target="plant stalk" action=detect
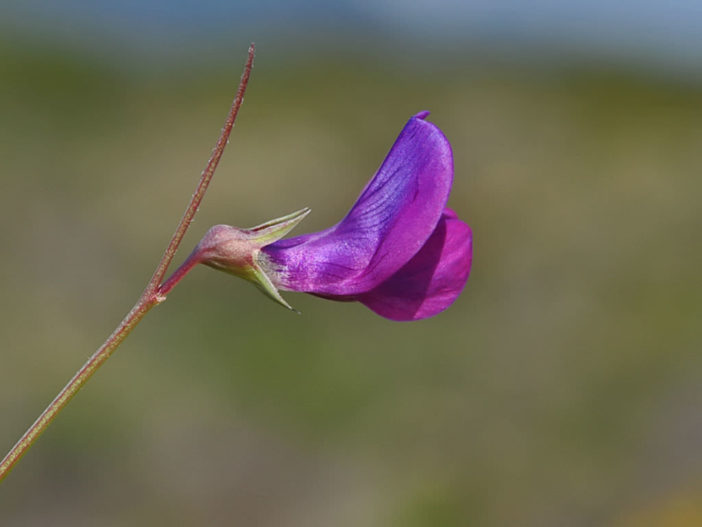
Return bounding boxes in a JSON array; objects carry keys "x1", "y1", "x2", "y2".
[{"x1": 0, "y1": 43, "x2": 255, "y2": 484}]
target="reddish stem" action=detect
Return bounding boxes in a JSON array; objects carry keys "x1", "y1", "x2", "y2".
[
  {"x1": 0, "y1": 44, "x2": 255, "y2": 484},
  {"x1": 157, "y1": 249, "x2": 202, "y2": 298},
  {"x1": 148, "y1": 43, "x2": 255, "y2": 297}
]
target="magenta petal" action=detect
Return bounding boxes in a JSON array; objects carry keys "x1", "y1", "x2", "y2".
[
  {"x1": 263, "y1": 112, "x2": 453, "y2": 296},
  {"x1": 355, "y1": 209, "x2": 472, "y2": 321}
]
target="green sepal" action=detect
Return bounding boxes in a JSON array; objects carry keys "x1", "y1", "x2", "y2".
[
  {"x1": 249, "y1": 263, "x2": 298, "y2": 312},
  {"x1": 196, "y1": 207, "x2": 311, "y2": 313},
  {"x1": 244, "y1": 207, "x2": 311, "y2": 245}
]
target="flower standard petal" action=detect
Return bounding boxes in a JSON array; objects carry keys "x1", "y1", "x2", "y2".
[{"x1": 262, "y1": 112, "x2": 453, "y2": 296}]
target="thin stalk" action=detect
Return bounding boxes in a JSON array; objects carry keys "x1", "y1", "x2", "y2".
[
  {"x1": 0, "y1": 43, "x2": 255, "y2": 484},
  {"x1": 157, "y1": 249, "x2": 201, "y2": 298},
  {"x1": 149, "y1": 43, "x2": 255, "y2": 298}
]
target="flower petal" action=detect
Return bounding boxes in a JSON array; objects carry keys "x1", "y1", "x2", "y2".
[
  {"x1": 355, "y1": 208, "x2": 472, "y2": 321},
  {"x1": 262, "y1": 112, "x2": 453, "y2": 295}
]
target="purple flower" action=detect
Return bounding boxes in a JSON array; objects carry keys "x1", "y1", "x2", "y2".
[{"x1": 194, "y1": 112, "x2": 472, "y2": 321}]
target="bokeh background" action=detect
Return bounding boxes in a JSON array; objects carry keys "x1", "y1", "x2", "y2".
[{"x1": 1, "y1": 2, "x2": 701, "y2": 525}]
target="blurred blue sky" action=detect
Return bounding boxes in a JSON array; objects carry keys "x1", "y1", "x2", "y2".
[{"x1": 2, "y1": 1, "x2": 702, "y2": 76}]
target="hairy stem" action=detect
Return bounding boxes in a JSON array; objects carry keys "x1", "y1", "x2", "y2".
[
  {"x1": 0, "y1": 300, "x2": 157, "y2": 483},
  {"x1": 0, "y1": 43, "x2": 255, "y2": 484},
  {"x1": 157, "y1": 248, "x2": 202, "y2": 298},
  {"x1": 149, "y1": 43, "x2": 255, "y2": 297}
]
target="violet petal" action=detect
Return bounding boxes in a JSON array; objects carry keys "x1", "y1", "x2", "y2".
[
  {"x1": 262, "y1": 112, "x2": 453, "y2": 296},
  {"x1": 355, "y1": 208, "x2": 472, "y2": 321}
]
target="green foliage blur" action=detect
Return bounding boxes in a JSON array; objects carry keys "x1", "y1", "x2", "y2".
[{"x1": 1, "y1": 35, "x2": 701, "y2": 526}]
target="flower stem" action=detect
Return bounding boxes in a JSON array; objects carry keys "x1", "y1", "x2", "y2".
[
  {"x1": 0, "y1": 299, "x2": 157, "y2": 483},
  {"x1": 157, "y1": 249, "x2": 202, "y2": 298},
  {"x1": 0, "y1": 43, "x2": 255, "y2": 484}
]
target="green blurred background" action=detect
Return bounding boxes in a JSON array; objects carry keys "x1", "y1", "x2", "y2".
[{"x1": 1, "y1": 2, "x2": 701, "y2": 525}]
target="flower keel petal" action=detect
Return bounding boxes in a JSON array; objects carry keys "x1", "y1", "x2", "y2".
[{"x1": 355, "y1": 208, "x2": 472, "y2": 321}]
